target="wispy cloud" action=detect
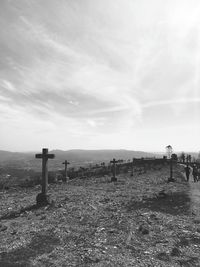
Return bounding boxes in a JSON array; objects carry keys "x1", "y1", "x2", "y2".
[
  {"x1": 0, "y1": 0, "x2": 200, "y2": 151},
  {"x1": 142, "y1": 98, "x2": 200, "y2": 108}
]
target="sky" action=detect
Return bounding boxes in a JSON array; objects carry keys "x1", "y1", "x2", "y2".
[{"x1": 0, "y1": 0, "x2": 200, "y2": 152}]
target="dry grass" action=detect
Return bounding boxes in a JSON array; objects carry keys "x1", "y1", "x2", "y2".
[{"x1": 0, "y1": 165, "x2": 200, "y2": 266}]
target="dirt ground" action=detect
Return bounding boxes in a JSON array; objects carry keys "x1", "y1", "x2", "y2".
[
  {"x1": 189, "y1": 175, "x2": 200, "y2": 217},
  {"x1": 0, "y1": 165, "x2": 200, "y2": 267}
]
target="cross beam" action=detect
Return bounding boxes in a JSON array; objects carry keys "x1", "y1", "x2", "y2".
[
  {"x1": 62, "y1": 160, "x2": 70, "y2": 182},
  {"x1": 110, "y1": 158, "x2": 118, "y2": 164},
  {"x1": 35, "y1": 148, "x2": 55, "y2": 205}
]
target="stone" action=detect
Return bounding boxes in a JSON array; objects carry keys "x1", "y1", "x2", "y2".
[
  {"x1": 194, "y1": 218, "x2": 200, "y2": 224},
  {"x1": 40, "y1": 215, "x2": 47, "y2": 220},
  {"x1": 150, "y1": 213, "x2": 159, "y2": 220},
  {"x1": 111, "y1": 177, "x2": 117, "y2": 182},
  {"x1": 178, "y1": 237, "x2": 189, "y2": 247},
  {"x1": 138, "y1": 224, "x2": 149, "y2": 235},
  {"x1": 157, "y1": 190, "x2": 168, "y2": 199},
  {"x1": 157, "y1": 252, "x2": 170, "y2": 262},
  {"x1": 171, "y1": 247, "x2": 181, "y2": 256},
  {"x1": 0, "y1": 224, "x2": 7, "y2": 232},
  {"x1": 36, "y1": 193, "x2": 51, "y2": 206},
  {"x1": 167, "y1": 178, "x2": 175, "y2": 183},
  {"x1": 11, "y1": 230, "x2": 17, "y2": 235}
]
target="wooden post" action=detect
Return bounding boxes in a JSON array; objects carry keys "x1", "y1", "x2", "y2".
[
  {"x1": 167, "y1": 157, "x2": 174, "y2": 182},
  {"x1": 62, "y1": 160, "x2": 70, "y2": 182},
  {"x1": 35, "y1": 148, "x2": 55, "y2": 205},
  {"x1": 166, "y1": 145, "x2": 174, "y2": 182},
  {"x1": 131, "y1": 158, "x2": 134, "y2": 176},
  {"x1": 170, "y1": 157, "x2": 173, "y2": 179},
  {"x1": 110, "y1": 158, "x2": 118, "y2": 182}
]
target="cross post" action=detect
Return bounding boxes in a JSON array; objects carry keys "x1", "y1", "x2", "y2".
[
  {"x1": 131, "y1": 158, "x2": 134, "y2": 177},
  {"x1": 62, "y1": 160, "x2": 70, "y2": 182},
  {"x1": 110, "y1": 158, "x2": 118, "y2": 182},
  {"x1": 169, "y1": 157, "x2": 173, "y2": 181},
  {"x1": 35, "y1": 148, "x2": 55, "y2": 205}
]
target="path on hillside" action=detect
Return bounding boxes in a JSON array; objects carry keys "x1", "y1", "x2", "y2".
[
  {"x1": 180, "y1": 164, "x2": 200, "y2": 216},
  {"x1": 189, "y1": 176, "x2": 200, "y2": 216}
]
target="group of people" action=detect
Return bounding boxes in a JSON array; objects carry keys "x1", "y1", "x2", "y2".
[{"x1": 185, "y1": 164, "x2": 200, "y2": 182}]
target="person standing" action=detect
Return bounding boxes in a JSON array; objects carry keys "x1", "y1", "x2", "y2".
[
  {"x1": 185, "y1": 165, "x2": 190, "y2": 182},
  {"x1": 197, "y1": 165, "x2": 200, "y2": 182},
  {"x1": 192, "y1": 165, "x2": 198, "y2": 182}
]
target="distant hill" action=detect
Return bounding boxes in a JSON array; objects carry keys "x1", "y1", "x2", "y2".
[
  {"x1": 0, "y1": 149, "x2": 161, "y2": 170},
  {"x1": 50, "y1": 149, "x2": 159, "y2": 162},
  {"x1": 0, "y1": 150, "x2": 32, "y2": 161}
]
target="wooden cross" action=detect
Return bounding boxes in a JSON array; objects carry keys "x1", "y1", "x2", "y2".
[
  {"x1": 35, "y1": 148, "x2": 55, "y2": 205},
  {"x1": 62, "y1": 160, "x2": 70, "y2": 182},
  {"x1": 110, "y1": 158, "x2": 118, "y2": 181}
]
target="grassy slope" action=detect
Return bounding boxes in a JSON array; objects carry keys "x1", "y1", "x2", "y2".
[{"x1": 0, "y1": 166, "x2": 200, "y2": 267}]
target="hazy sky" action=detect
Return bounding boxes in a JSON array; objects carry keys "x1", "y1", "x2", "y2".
[{"x1": 0, "y1": 0, "x2": 200, "y2": 152}]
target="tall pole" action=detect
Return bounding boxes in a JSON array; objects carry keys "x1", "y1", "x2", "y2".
[
  {"x1": 131, "y1": 158, "x2": 134, "y2": 176},
  {"x1": 65, "y1": 163, "x2": 67, "y2": 180},
  {"x1": 170, "y1": 157, "x2": 173, "y2": 180},
  {"x1": 166, "y1": 145, "x2": 173, "y2": 182},
  {"x1": 42, "y1": 148, "x2": 48, "y2": 195},
  {"x1": 113, "y1": 161, "x2": 116, "y2": 179}
]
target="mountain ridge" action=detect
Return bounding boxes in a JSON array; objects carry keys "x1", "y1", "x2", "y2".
[
  {"x1": 0, "y1": 149, "x2": 160, "y2": 170},
  {"x1": 0, "y1": 149, "x2": 198, "y2": 170}
]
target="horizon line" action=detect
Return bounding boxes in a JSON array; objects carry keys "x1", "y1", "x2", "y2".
[{"x1": 0, "y1": 148, "x2": 199, "y2": 154}]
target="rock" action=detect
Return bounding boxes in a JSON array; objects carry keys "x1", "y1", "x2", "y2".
[
  {"x1": 108, "y1": 228, "x2": 117, "y2": 233},
  {"x1": 194, "y1": 218, "x2": 200, "y2": 224},
  {"x1": 168, "y1": 178, "x2": 175, "y2": 183},
  {"x1": 157, "y1": 252, "x2": 170, "y2": 261},
  {"x1": 36, "y1": 193, "x2": 51, "y2": 206},
  {"x1": 49, "y1": 200, "x2": 56, "y2": 207},
  {"x1": 157, "y1": 190, "x2": 167, "y2": 199},
  {"x1": 0, "y1": 224, "x2": 7, "y2": 232},
  {"x1": 111, "y1": 177, "x2": 117, "y2": 182},
  {"x1": 83, "y1": 255, "x2": 100, "y2": 264},
  {"x1": 138, "y1": 224, "x2": 149, "y2": 235},
  {"x1": 35, "y1": 211, "x2": 43, "y2": 217},
  {"x1": 40, "y1": 215, "x2": 46, "y2": 220},
  {"x1": 171, "y1": 247, "x2": 181, "y2": 256},
  {"x1": 150, "y1": 213, "x2": 159, "y2": 221},
  {"x1": 178, "y1": 237, "x2": 189, "y2": 247},
  {"x1": 10, "y1": 230, "x2": 17, "y2": 235}
]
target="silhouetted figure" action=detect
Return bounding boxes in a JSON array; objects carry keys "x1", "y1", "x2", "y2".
[
  {"x1": 192, "y1": 165, "x2": 198, "y2": 183},
  {"x1": 184, "y1": 165, "x2": 190, "y2": 182},
  {"x1": 197, "y1": 166, "x2": 200, "y2": 182}
]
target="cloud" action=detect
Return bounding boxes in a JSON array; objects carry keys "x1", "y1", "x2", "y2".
[
  {"x1": 0, "y1": 0, "x2": 200, "y2": 151},
  {"x1": 142, "y1": 98, "x2": 200, "y2": 109}
]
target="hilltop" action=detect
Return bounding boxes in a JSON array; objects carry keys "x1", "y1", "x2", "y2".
[{"x1": 1, "y1": 165, "x2": 200, "y2": 266}]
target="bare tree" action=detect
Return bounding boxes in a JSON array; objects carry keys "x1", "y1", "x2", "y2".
[{"x1": 180, "y1": 152, "x2": 185, "y2": 163}]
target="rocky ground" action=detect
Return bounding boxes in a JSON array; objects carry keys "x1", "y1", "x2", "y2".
[{"x1": 0, "y1": 165, "x2": 200, "y2": 266}]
